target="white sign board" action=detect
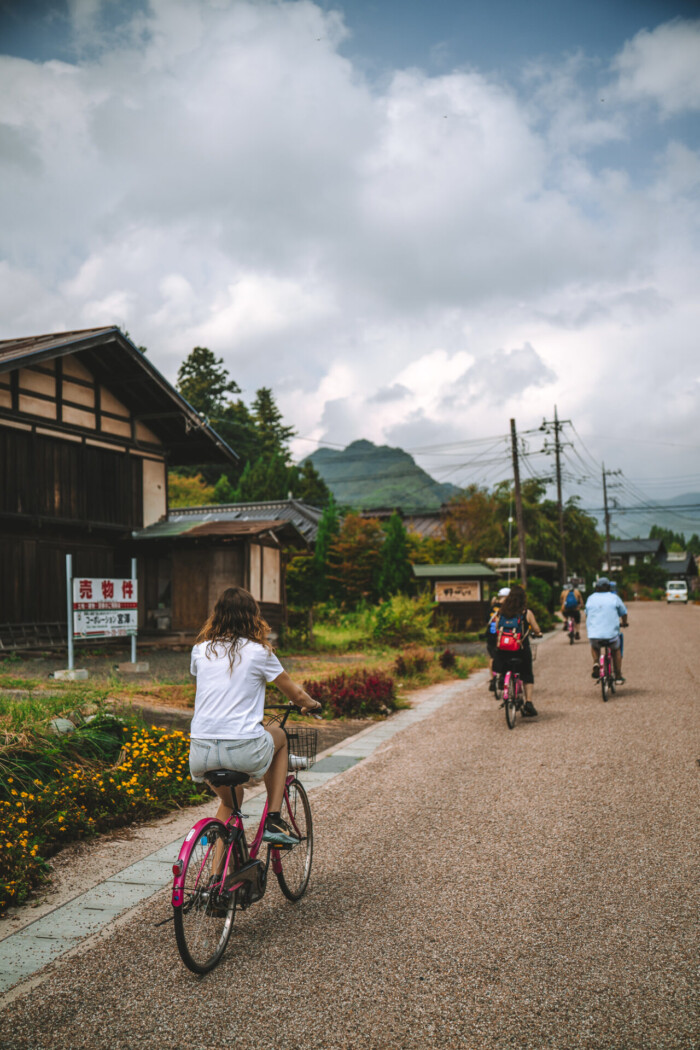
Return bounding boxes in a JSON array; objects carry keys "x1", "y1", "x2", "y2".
[
  {"x1": 72, "y1": 578, "x2": 138, "y2": 638},
  {"x1": 435, "y1": 580, "x2": 480, "y2": 603}
]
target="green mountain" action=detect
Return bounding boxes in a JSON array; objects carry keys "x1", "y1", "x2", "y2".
[{"x1": 304, "y1": 439, "x2": 461, "y2": 511}]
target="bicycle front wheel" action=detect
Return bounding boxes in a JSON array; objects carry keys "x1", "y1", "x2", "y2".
[
  {"x1": 174, "y1": 820, "x2": 238, "y2": 975},
  {"x1": 493, "y1": 674, "x2": 502, "y2": 702},
  {"x1": 275, "y1": 779, "x2": 313, "y2": 901},
  {"x1": 504, "y1": 675, "x2": 517, "y2": 730}
]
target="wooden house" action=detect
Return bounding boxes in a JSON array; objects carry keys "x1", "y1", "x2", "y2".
[
  {"x1": 0, "y1": 327, "x2": 236, "y2": 648},
  {"x1": 132, "y1": 500, "x2": 320, "y2": 637}
]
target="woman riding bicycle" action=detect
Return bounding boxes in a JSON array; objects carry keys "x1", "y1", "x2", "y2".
[
  {"x1": 188, "y1": 586, "x2": 321, "y2": 847},
  {"x1": 492, "y1": 584, "x2": 542, "y2": 717}
]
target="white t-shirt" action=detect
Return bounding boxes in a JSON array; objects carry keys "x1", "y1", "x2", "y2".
[{"x1": 189, "y1": 639, "x2": 284, "y2": 740}]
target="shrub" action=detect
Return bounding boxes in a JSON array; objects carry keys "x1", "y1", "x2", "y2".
[
  {"x1": 371, "y1": 594, "x2": 437, "y2": 648},
  {"x1": 527, "y1": 575, "x2": 553, "y2": 611},
  {"x1": 0, "y1": 713, "x2": 206, "y2": 914},
  {"x1": 438, "y1": 648, "x2": 457, "y2": 670},
  {"x1": 303, "y1": 670, "x2": 396, "y2": 719},
  {"x1": 394, "y1": 646, "x2": 433, "y2": 677}
]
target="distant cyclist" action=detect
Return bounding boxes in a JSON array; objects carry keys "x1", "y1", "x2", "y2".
[
  {"x1": 485, "y1": 587, "x2": 510, "y2": 692},
  {"x1": 560, "y1": 582, "x2": 584, "y2": 639},
  {"x1": 585, "y1": 577, "x2": 628, "y2": 684},
  {"x1": 492, "y1": 584, "x2": 542, "y2": 717}
]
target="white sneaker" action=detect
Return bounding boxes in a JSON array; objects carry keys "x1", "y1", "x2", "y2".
[{"x1": 288, "y1": 753, "x2": 309, "y2": 770}]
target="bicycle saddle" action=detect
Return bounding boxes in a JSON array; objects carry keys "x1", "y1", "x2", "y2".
[{"x1": 205, "y1": 769, "x2": 250, "y2": 788}]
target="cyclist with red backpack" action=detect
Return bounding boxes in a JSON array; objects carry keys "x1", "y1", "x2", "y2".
[{"x1": 492, "y1": 584, "x2": 542, "y2": 717}]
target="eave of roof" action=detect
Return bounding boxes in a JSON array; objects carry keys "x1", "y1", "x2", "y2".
[
  {"x1": 132, "y1": 518, "x2": 300, "y2": 541},
  {"x1": 412, "y1": 563, "x2": 497, "y2": 578},
  {"x1": 0, "y1": 327, "x2": 237, "y2": 466}
]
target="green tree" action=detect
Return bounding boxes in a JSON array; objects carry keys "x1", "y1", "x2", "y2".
[
  {"x1": 232, "y1": 453, "x2": 291, "y2": 502},
  {"x1": 378, "y1": 512, "x2": 413, "y2": 598},
  {"x1": 212, "y1": 473, "x2": 236, "y2": 504},
  {"x1": 289, "y1": 460, "x2": 330, "y2": 506},
  {"x1": 176, "y1": 346, "x2": 240, "y2": 418},
  {"x1": 313, "y1": 495, "x2": 340, "y2": 601},
  {"x1": 167, "y1": 472, "x2": 216, "y2": 508},
  {"x1": 326, "y1": 513, "x2": 384, "y2": 606},
  {"x1": 251, "y1": 387, "x2": 296, "y2": 460}
]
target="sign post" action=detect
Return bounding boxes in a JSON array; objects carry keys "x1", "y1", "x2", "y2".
[
  {"x1": 131, "y1": 557, "x2": 138, "y2": 665},
  {"x1": 66, "y1": 554, "x2": 74, "y2": 672}
]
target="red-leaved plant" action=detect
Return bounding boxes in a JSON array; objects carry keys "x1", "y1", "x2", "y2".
[{"x1": 303, "y1": 670, "x2": 396, "y2": 719}]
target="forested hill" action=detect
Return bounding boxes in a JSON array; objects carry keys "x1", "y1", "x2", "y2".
[{"x1": 303, "y1": 440, "x2": 461, "y2": 511}]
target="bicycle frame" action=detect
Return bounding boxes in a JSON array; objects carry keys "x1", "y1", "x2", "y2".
[
  {"x1": 171, "y1": 773, "x2": 298, "y2": 909},
  {"x1": 599, "y1": 644, "x2": 616, "y2": 701}
]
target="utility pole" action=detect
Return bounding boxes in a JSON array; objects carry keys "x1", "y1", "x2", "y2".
[
  {"x1": 602, "y1": 462, "x2": 611, "y2": 572},
  {"x1": 541, "y1": 406, "x2": 572, "y2": 585},
  {"x1": 601, "y1": 464, "x2": 622, "y2": 573},
  {"x1": 510, "y1": 418, "x2": 528, "y2": 589}
]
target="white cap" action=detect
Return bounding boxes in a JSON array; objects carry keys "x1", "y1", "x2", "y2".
[{"x1": 497, "y1": 587, "x2": 511, "y2": 597}]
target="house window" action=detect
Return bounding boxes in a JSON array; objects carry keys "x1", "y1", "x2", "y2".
[
  {"x1": 610, "y1": 556, "x2": 622, "y2": 571},
  {"x1": 628, "y1": 555, "x2": 636, "y2": 566}
]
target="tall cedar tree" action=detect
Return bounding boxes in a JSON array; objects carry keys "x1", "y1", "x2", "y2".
[
  {"x1": 326, "y1": 514, "x2": 384, "y2": 606},
  {"x1": 176, "y1": 347, "x2": 240, "y2": 418},
  {"x1": 173, "y1": 348, "x2": 328, "y2": 501},
  {"x1": 251, "y1": 387, "x2": 296, "y2": 460},
  {"x1": 313, "y1": 495, "x2": 340, "y2": 601},
  {"x1": 378, "y1": 513, "x2": 413, "y2": 598}
]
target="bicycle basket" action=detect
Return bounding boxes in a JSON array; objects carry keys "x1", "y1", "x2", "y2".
[{"x1": 284, "y1": 725, "x2": 318, "y2": 771}]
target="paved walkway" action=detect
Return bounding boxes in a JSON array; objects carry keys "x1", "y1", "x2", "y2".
[
  {"x1": 2, "y1": 604, "x2": 698, "y2": 1050},
  {"x1": 0, "y1": 674, "x2": 471, "y2": 996}
]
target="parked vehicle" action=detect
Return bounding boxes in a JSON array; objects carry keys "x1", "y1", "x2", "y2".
[{"x1": 666, "y1": 580, "x2": 688, "y2": 604}]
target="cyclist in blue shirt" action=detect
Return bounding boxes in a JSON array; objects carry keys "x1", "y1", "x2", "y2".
[{"x1": 585, "y1": 577, "x2": 628, "y2": 684}]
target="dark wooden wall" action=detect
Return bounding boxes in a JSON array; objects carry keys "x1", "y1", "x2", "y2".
[
  {"x1": 0, "y1": 428, "x2": 143, "y2": 527},
  {"x1": 0, "y1": 534, "x2": 132, "y2": 623}
]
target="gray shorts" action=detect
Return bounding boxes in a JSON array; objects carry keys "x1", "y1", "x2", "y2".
[
  {"x1": 189, "y1": 732, "x2": 275, "y2": 783},
  {"x1": 589, "y1": 637, "x2": 621, "y2": 651}
]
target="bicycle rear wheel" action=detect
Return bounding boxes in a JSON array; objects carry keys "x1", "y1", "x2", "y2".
[
  {"x1": 174, "y1": 820, "x2": 238, "y2": 975},
  {"x1": 275, "y1": 779, "x2": 313, "y2": 901},
  {"x1": 601, "y1": 659, "x2": 609, "y2": 702},
  {"x1": 504, "y1": 674, "x2": 517, "y2": 729}
]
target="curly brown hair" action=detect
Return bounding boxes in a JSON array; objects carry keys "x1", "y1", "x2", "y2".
[
  {"x1": 195, "y1": 586, "x2": 272, "y2": 671},
  {"x1": 499, "y1": 584, "x2": 527, "y2": 619}
]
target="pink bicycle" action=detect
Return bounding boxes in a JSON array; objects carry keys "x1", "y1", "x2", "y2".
[{"x1": 172, "y1": 704, "x2": 317, "y2": 974}]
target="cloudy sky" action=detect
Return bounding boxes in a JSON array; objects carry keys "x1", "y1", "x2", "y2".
[{"x1": 1, "y1": 0, "x2": 700, "y2": 529}]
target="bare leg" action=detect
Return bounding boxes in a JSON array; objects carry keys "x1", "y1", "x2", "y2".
[
  {"x1": 524, "y1": 683, "x2": 534, "y2": 702},
  {"x1": 207, "y1": 783, "x2": 244, "y2": 875},
  {"x1": 613, "y1": 649, "x2": 623, "y2": 676},
  {"x1": 264, "y1": 724, "x2": 289, "y2": 812}
]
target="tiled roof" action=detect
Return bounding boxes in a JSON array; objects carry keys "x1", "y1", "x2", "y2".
[
  {"x1": 136, "y1": 499, "x2": 323, "y2": 543},
  {"x1": 609, "y1": 539, "x2": 664, "y2": 555}
]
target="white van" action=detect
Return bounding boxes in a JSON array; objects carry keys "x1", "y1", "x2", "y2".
[{"x1": 666, "y1": 580, "x2": 688, "y2": 604}]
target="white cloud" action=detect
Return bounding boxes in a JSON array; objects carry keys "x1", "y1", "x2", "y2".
[
  {"x1": 0, "y1": 3, "x2": 698, "y2": 492},
  {"x1": 613, "y1": 19, "x2": 700, "y2": 115}
]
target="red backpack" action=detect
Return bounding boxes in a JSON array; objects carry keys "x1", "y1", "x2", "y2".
[{"x1": 497, "y1": 612, "x2": 526, "y2": 652}]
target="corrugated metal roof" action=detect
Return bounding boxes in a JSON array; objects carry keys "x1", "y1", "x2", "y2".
[
  {"x1": 412, "y1": 563, "x2": 497, "y2": 578},
  {"x1": 133, "y1": 518, "x2": 295, "y2": 540}
]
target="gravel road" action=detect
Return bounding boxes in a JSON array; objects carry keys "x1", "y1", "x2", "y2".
[{"x1": 3, "y1": 603, "x2": 698, "y2": 1049}]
